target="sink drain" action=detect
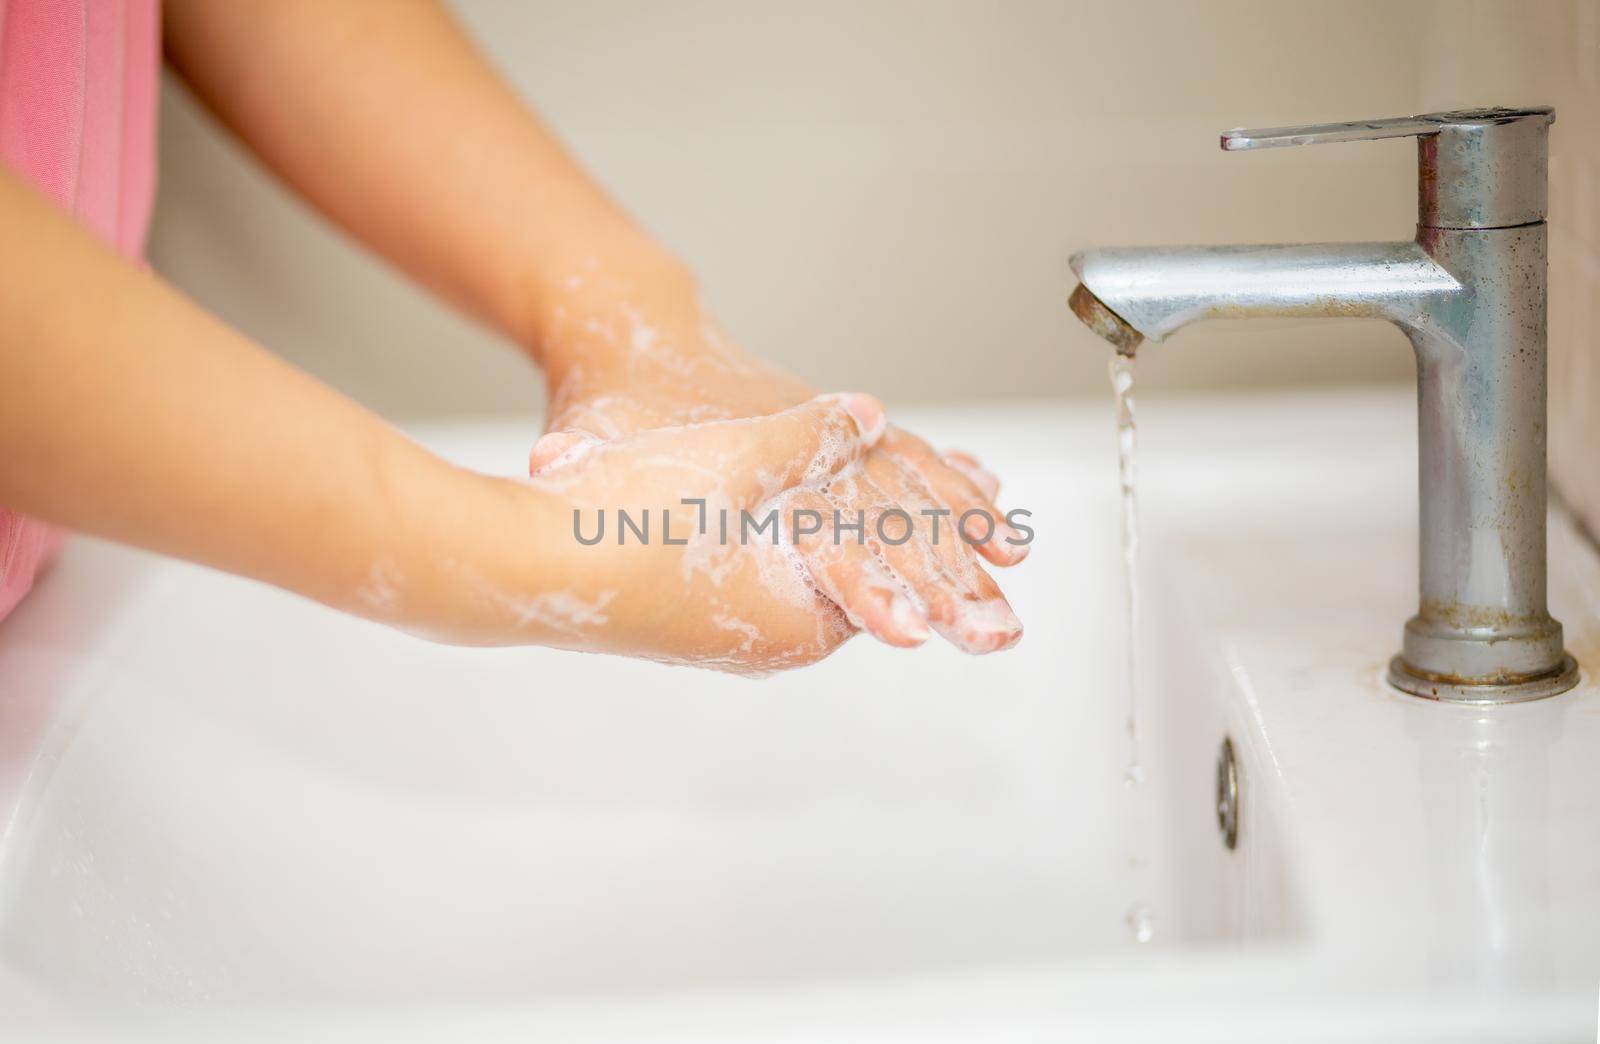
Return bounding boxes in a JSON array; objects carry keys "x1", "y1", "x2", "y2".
[{"x1": 1216, "y1": 736, "x2": 1239, "y2": 851}]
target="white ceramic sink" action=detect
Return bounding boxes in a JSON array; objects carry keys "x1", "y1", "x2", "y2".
[{"x1": 0, "y1": 391, "x2": 1595, "y2": 1041}]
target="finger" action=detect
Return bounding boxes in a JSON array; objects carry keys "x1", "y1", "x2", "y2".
[
  {"x1": 940, "y1": 450, "x2": 1001, "y2": 501},
  {"x1": 664, "y1": 393, "x2": 886, "y2": 507},
  {"x1": 924, "y1": 458, "x2": 1027, "y2": 567},
  {"x1": 545, "y1": 388, "x2": 630, "y2": 441},
  {"x1": 529, "y1": 429, "x2": 603, "y2": 476},
  {"x1": 841, "y1": 459, "x2": 1023, "y2": 654},
  {"x1": 883, "y1": 430, "x2": 1028, "y2": 566},
  {"x1": 780, "y1": 489, "x2": 930, "y2": 648},
  {"x1": 751, "y1": 393, "x2": 887, "y2": 486}
]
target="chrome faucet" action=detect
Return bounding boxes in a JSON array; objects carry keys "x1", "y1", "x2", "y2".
[{"x1": 1069, "y1": 107, "x2": 1579, "y2": 703}]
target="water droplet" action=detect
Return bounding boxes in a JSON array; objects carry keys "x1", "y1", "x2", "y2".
[{"x1": 1125, "y1": 903, "x2": 1155, "y2": 944}]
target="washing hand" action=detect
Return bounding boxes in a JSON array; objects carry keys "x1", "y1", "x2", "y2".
[
  {"x1": 526, "y1": 257, "x2": 1027, "y2": 656},
  {"x1": 128, "y1": 0, "x2": 1024, "y2": 670},
  {"x1": 383, "y1": 392, "x2": 955, "y2": 672}
]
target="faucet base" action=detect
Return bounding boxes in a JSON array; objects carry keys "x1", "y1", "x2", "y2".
[{"x1": 1387, "y1": 654, "x2": 1580, "y2": 704}]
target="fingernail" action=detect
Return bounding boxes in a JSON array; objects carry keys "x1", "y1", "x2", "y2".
[
  {"x1": 961, "y1": 515, "x2": 1025, "y2": 562},
  {"x1": 529, "y1": 430, "x2": 598, "y2": 475},
  {"x1": 890, "y1": 593, "x2": 931, "y2": 644},
  {"x1": 995, "y1": 604, "x2": 1023, "y2": 636},
  {"x1": 829, "y1": 393, "x2": 886, "y2": 445},
  {"x1": 958, "y1": 599, "x2": 1023, "y2": 652},
  {"x1": 996, "y1": 523, "x2": 1030, "y2": 561}
]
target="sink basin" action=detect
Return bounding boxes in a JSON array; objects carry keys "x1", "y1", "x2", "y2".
[{"x1": 0, "y1": 391, "x2": 1594, "y2": 1041}]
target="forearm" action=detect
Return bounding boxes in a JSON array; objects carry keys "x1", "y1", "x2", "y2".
[
  {"x1": 162, "y1": 0, "x2": 686, "y2": 365},
  {"x1": 0, "y1": 169, "x2": 460, "y2": 617}
]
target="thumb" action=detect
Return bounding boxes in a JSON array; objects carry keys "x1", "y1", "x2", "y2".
[
  {"x1": 528, "y1": 429, "x2": 604, "y2": 476},
  {"x1": 716, "y1": 393, "x2": 886, "y2": 506}
]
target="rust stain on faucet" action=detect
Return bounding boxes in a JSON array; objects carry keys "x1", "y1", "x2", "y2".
[
  {"x1": 1205, "y1": 296, "x2": 1371, "y2": 321},
  {"x1": 1069, "y1": 283, "x2": 1143, "y2": 357},
  {"x1": 1420, "y1": 599, "x2": 1521, "y2": 632}
]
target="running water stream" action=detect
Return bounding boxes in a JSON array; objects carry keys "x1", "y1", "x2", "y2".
[
  {"x1": 1109, "y1": 354, "x2": 1142, "y2": 785},
  {"x1": 1109, "y1": 353, "x2": 1155, "y2": 945}
]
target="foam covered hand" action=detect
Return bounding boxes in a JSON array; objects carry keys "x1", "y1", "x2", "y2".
[
  {"x1": 390, "y1": 393, "x2": 947, "y2": 673},
  {"x1": 529, "y1": 262, "x2": 1027, "y2": 655}
]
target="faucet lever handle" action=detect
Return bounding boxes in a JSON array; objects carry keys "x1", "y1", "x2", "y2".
[
  {"x1": 1221, "y1": 108, "x2": 1554, "y2": 152},
  {"x1": 1220, "y1": 116, "x2": 1438, "y2": 151}
]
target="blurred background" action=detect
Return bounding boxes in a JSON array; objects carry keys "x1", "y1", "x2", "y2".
[{"x1": 148, "y1": 0, "x2": 1599, "y2": 527}]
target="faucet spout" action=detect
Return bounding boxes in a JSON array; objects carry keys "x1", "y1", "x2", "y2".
[{"x1": 1067, "y1": 242, "x2": 1459, "y2": 345}]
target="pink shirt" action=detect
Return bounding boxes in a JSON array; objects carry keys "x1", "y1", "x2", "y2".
[{"x1": 0, "y1": 0, "x2": 159, "y2": 620}]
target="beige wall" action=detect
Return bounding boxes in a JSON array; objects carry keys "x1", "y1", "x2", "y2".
[
  {"x1": 1417, "y1": 0, "x2": 1600, "y2": 538},
  {"x1": 148, "y1": 0, "x2": 1599, "y2": 535},
  {"x1": 150, "y1": 0, "x2": 1432, "y2": 421}
]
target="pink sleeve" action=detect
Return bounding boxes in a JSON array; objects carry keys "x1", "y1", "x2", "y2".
[{"x1": 0, "y1": 0, "x2": 161, "y2": 622}]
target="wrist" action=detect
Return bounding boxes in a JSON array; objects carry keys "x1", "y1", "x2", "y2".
[
  {"x1": 347, "y1": 445, "x2": 564, "y2": 642},
  {"x1": 521, "y1": 233, "x2": 702, "y2": 372},
  {"x1": 396, "y1": 467, "x2": 640, "y2": 650}
]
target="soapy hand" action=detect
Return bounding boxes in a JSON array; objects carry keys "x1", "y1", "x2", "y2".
[
  {"x1": 394, "y1": 393, "x2": 946, "y2": 673},
  {"x1": 527, "y1": 263, "x2": 1027, "y2": 656},
  {"x1": 147, "y1": 0, "x2": 1020, "y2": 672}
]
